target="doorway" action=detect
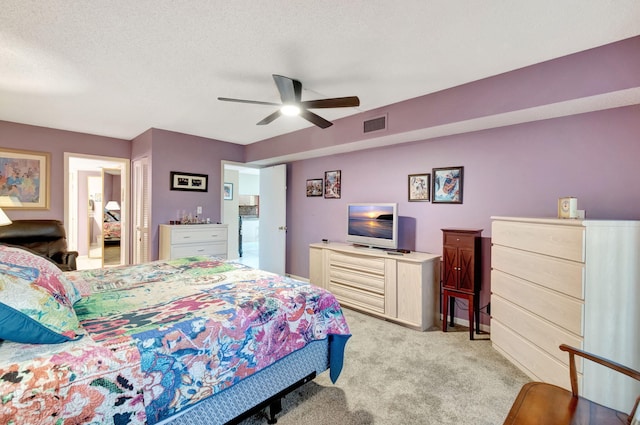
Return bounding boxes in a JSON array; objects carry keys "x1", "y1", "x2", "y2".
[
  {"x1": 64, "y1": 153, "x2": 130, "y2": 270},
  {"x1": 223, "y1": 163, "x2": 260, "y2": 267},
  {"x1": 222, "y1": 162, "x2": 287, "y2": 275}
]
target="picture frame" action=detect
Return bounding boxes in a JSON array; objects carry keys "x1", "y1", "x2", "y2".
[
  {"x1": 324, "y1": 170, "x2": 341, "y2": 199},
  {"x1": 170, "y1": 171, "x2": 208, "y2": 192},
  {"x1": 432, "y1": 166, "x2": 464, "y2": 204},
  {"x1": 0, "y1": 148, "x2": 50, "y2": 209},
  {"x1": 306, "y1": 178, "x2": 323, "y2": 197},
  {"x1": 223, "y1": 182, "x2": 233, "y2": 200},
  {"x1": 408, "y1": 173, "x2": 430, "y2": 202}
]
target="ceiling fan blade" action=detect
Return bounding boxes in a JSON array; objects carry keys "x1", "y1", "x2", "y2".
[
  {"x1": 300, "y1": 109, "x2": 333, "y2": 129},
  {"x1": 218, "y1": 97, "x2": 280, "y2": 106},
  {"x1": 273, "y1": 74, "x2": 302, "y2": 104},
  {"x1": 257, "y1": 110, "x2": 282, "y2": 125},
  {"x1": 301, "y1": 96, "x2": 360, "y2": 109}
]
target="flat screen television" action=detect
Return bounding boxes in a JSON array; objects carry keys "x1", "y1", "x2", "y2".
[{"x1": 346, "y1": 203, "x2": 398, "y2": 250}]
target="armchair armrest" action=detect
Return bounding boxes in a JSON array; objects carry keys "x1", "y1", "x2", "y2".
[
  {"x1": 559, "y1": 344, "x2": 640, "y2": 423},
  {"x1": 50, "y1": 251, "x2": 79, "y2": 271}
]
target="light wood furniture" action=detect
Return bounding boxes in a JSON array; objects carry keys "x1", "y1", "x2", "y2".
[
  {"x1": 490, "y1": 216, "x2": 640, "y2": 413},
  {"x1": 309, "y1": 242, "x2": 440, "y2": 331},
  {"x1": 504, "y1": 344, "x2": 640, "y2": 425},
  {"x1": 441, "y1": 228, "x2": 482, "y2": 340},
  {"x1": 159, "y1": 224, "x2": 228, "y2": 260}
]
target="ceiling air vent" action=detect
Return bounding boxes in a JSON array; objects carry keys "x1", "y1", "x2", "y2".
[{"x1": 363, "y1": 115, "x2": 387, "y2": 133}]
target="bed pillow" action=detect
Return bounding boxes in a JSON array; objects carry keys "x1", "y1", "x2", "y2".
[
  {"x1": 0, "y1": 244, "x2": 81, "y2": 306},
  {"x1": 0, "y1": 272, "x2": 83, "y2": 344}
]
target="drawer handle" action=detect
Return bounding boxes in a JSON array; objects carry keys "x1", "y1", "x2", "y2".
[
  {"x1": 197, "y1": 249, "x2": 205, "y2": 252},
  {"x1": 183, "y1": 236, "x2": 191, "y2": 239}
]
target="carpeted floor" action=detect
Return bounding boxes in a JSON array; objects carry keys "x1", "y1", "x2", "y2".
[{"x1": 239, "y1": 308, "x2": 530, "y2": 425}]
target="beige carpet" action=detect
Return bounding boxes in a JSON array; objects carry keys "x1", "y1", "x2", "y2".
[{"x1": 240, "y1": 308, "x2": 530, "y2": 425}]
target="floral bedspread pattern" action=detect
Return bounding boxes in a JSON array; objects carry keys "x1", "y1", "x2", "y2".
[{"x1": 0, "y1": 257, "x2": 350, "y2": 424}]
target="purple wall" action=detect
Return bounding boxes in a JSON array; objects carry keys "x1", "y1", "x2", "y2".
[
  {"x1": 0, "y1": 123, "x2": 244, "y2": 262},
  {"x1": 147, "y1": 129, "x2": 244, "y2": 260},
  {"x1": 285, "y1": 105, "x2": 640, "y2": 324},
  {"x1": 0, "y1": 121, "x2": 130, "y2": 221},
  {"x1": 247, "y1": 36, "x2": 640, "y2": 163}
]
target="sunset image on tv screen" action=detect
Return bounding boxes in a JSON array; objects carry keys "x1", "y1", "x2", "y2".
[{"x1": 348, "y1": 205, "x2": 394, "y2": 239}]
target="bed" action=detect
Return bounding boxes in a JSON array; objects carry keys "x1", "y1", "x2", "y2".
[
  {"x1": 0, "y1": 244, "x2": 351, "y2": 424},
  {"x1": 103, "y1": 210, "x2": 121, "y2": 243}
]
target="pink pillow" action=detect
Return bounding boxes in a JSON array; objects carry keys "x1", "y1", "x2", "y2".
[{"x1": 0, "y1": 244, "x2": 81, "y2": 307}]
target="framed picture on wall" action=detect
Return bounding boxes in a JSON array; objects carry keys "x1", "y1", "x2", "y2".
[
  {"x1": 223, "y1": 182, "x2": 233, "y2": 200},
  {"x1": 170, "y1": 171, "x2": 209, "y2": 192},
  {"x1": 0, "y1": 148, "x2": 50, "y2": 209},
  {"x1": 324, "y1": 170, "x2": 341, "y2": 199},
  {"x1": 432, "y1": 166, "x2": 463, "y2": 204},
  {"x1": 408, "y1": 173, "x2": 430, "y2": 202},
  {"x1": 306, "y1": 179, "x2": 323, "y2": 197}
]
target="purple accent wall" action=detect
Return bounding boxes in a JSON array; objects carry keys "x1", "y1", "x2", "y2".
[
  {"x1": 246, "y1": 36, "x2": 640, "y2": 163},
  {"x1": 0, "y1": 121, "x2": 130, "y2": 221},
  {"x1": 146, "y1": 129, "x2": 244, "y2": 260},
  {"x1": 285, "y1": 105, "x2": 640, "y2": 325}
]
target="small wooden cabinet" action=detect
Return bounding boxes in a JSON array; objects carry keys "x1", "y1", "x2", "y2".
[
  {"x1": 441, "y1": 228, "x2": 482, "y2": 339},
  {"x1": 159, "y1": 224, "x2": 228, "y2": 260}
]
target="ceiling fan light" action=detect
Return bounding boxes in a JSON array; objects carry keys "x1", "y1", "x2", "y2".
[{"x1": 280, "y1": 104, "x2": 301, "y2": 116}]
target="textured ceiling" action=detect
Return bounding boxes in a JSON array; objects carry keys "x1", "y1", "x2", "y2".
[{"x1": 1, "y1": 1, "x2": 640, "y2": 145}]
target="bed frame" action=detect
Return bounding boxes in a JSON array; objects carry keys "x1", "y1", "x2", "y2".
[{"x1": 165, "y1": 339, "x2": 329, "y2": 424}]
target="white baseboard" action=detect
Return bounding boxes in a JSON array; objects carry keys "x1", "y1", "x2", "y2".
[{"x1": 287, "y1": 273, "x2": 308, "y2": 282}]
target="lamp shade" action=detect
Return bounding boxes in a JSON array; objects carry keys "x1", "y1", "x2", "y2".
[
  {"x1": 0, "y1": 208, "x2": 12, "y2": 226},
  {"x1": 105, "y1": 201, "x2": 120, "y2": 211}
]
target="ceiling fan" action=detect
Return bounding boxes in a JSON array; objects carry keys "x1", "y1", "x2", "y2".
[{"x1": 218, "y1": 74, "x2": 360, "y2": 129}]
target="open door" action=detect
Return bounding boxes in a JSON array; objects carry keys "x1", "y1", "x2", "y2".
[
  {"x1": 258, "y1": 164, "x2": 287, "y2": 275},
  {"x1": 133, "y1": 157, "x2": 150, "y2": 264}
]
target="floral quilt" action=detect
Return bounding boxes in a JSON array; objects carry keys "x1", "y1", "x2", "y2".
[{"x1": 0, "y1": 257, "x2": 351, "y2": 425}]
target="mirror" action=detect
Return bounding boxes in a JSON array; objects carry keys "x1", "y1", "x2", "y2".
[
  {"x1": 87, "y1": 175, "x2": 103, "y2": 259},
  {"x1": 102, "y1": 168, "x2": 122, "y2": 266}
]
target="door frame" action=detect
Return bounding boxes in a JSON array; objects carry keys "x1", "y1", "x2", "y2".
[{"x1": 64, "y1": 153, "x2": 130, "y2": 265}]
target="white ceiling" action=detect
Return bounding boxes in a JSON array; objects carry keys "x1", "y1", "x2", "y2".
[{"x1": 2, "y1": 1, "x2": 640, "y2": 146}]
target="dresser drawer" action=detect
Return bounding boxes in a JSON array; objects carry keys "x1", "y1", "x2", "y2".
[
  {"x1": 329, "y1": 251, "x2": 386, "y2": 275},
  {"x1": 329, "y1": 266, "x2": 385, "y2": 294},
  {"x1": 492, "y1": 270, "x2": 584, "y2": 336},
  {"x1": 329, "y1": 282, "x2": 385, "y2": 314},
  {"x1": 492, "y1": 245, "x2": 585, "y2": 299},
  {"x1": 492, "y1": 220, "x2": 584, "y2": 262},
  {"x1": 491, "y1": 295, "x2": 583, "y2": 370},
  {"x1": 170, "y1": 227, "x2": 227, "y2": 244},
  {"x1": 443, "y1": 232, "x2": 476, "y2": 249},
  {"x1": 171, "y1": 241, "x2": 227, "y2": 258},
  {"x1": 491, "y1": 319, "x2": 575, "y2": 391}
]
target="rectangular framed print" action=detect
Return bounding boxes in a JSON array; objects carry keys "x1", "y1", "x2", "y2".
[{"x1": 432, "y1": 166, "x2": 463, "y2": 204}]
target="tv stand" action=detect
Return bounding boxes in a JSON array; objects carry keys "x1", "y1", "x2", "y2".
[{"x1": 309, "y1": 242, "x2": 440, "y2": 331}]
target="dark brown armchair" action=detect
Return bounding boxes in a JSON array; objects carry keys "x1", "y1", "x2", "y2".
[
  {"x1": 0, "y1": 220, "x2": 79, "y2": 271},
  {"x1": 504, "y1": 344, "x2": 640, "y2": 425}
]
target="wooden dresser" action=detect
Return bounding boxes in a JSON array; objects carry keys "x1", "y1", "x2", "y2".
[
  {"x1": 309, "y1": 242, "x2": 440, "y2": 331},
  {"x1": 490, "y1": 216, "x2": 640, "y2": 413},
  {"x1": 159, "y1": 224, "x2": 228, "y2": 260}
]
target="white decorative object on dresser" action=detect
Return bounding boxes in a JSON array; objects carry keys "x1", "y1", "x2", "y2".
[
  {"x1": 309, "y1": 242, "x2": 440, "y2": 331},
  {"x1": 159, "y1": 224, "x2": 228, "y2": 260},
  {"x1": 490, "y1": 216, "x2": 640, "y2": 413}
]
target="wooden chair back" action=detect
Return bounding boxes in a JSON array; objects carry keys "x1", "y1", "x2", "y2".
[{"x1": 503, "y1": 344, "x2": 640, "y2": 425}]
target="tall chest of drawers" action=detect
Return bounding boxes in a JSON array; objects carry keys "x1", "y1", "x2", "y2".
[
  {"x1": 490, "y1": 216, "x2": 640, "y2": 412},
  {"x1": 159, "y1": 224, "x2": 228, "y2": 260}
]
